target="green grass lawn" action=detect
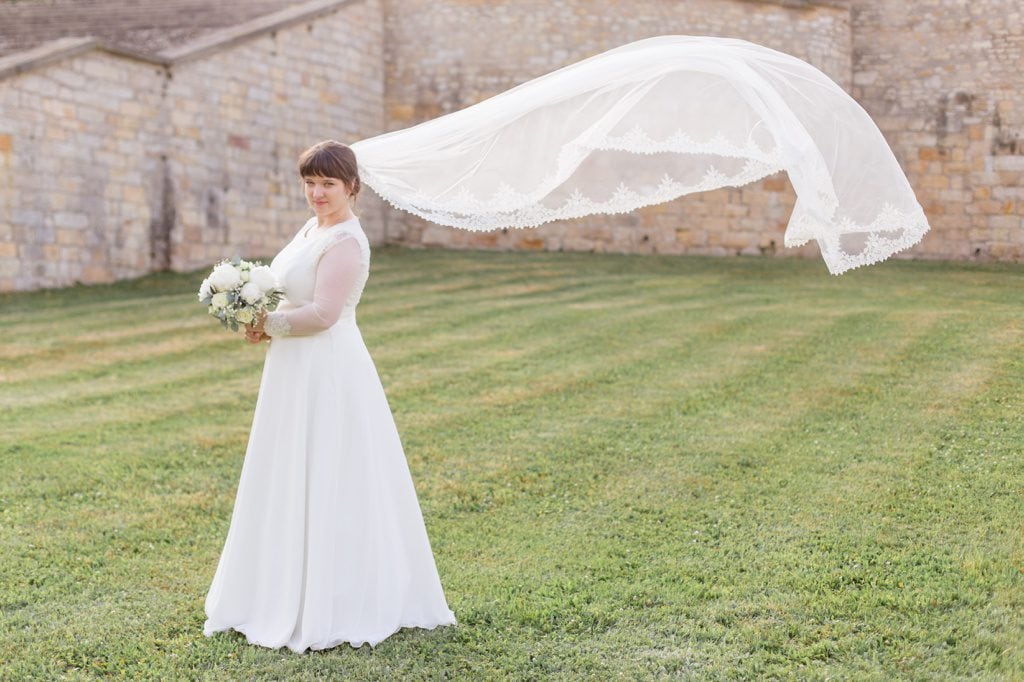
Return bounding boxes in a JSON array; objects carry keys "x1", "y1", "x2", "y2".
[{"x1": 1, "y1": 247, "x2": 1022, "y2": 680}]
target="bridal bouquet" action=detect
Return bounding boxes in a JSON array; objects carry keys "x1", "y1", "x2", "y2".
[{"x1": 198, "y1": 256, "x2": 283, "y2": 331}]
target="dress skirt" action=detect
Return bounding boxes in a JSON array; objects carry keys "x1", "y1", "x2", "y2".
[{"x1": 202, "y1": 316, "x2": 457, "y2": 653}]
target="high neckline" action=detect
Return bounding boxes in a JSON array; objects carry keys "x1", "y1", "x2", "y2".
[{"x1": 302, "y1": 215, "x2": 358, "y2": 239}]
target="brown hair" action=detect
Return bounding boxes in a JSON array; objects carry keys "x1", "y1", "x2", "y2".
[{"x1": 298, "y1": 140, "x2": 361, "y2": 203}]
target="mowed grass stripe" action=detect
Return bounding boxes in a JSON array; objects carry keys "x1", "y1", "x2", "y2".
[
  {"x1": 0, "y1": 328, "x2": 257, "y2": 391},
  {"x1": 0, "y1": 358, "x2": 266, "y2": 442},
  {"x1": 417, "y1": 309, "x2": 1019, "y2": 674},
  {"x1": 411, "y1": 307, "x2": 978, "y2": 524},
  {"x1": 0, "y1": 343, "x2": 266, "y2": 411},
  {"x1": 1, "y1": 249, "x2": 1022, "y2": 680},
  {"x1": 0, "y1": 316, "x2": 212, "y2": 364},
  {"x1": 407, "y1": 311, "x2": 897, "y2": 516},
  {"x1": 0, "y1": 292, "x2": 194, "y2": 332}
]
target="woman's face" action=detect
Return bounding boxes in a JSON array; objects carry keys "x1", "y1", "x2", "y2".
[{"x1": 303, "y1": 175, "x2": 352, "y2": 219}]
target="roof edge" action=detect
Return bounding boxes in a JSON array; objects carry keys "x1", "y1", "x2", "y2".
[
  {"x1": 158, "y1": 0, "x2": 354, "y2": 64},
  {"x1": 0, "y1": 0, "x2": 355, "y2": 80},
  {"x1": 0, "y1": 36, "x2": 171, "y2": 80}
]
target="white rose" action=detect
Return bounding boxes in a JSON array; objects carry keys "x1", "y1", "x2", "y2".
[
  {"x1": 209, "y1": 262, "x2": 242, "y2": 291},
  {"x1": 235, "y1": 308, "x2": 254, "y2": 324},
  {"x1": 211, "y1": 292, "x2": 229, "y2": 309},
  {"x1": 250, "y1": 265, "x2": 278, "y2": 292},
  {"x1": 197, "y1": 278, "x2": 212, "y2": 301},
  {"x1": 240, "y1": 281, "x2": 263, "y2": 305}
]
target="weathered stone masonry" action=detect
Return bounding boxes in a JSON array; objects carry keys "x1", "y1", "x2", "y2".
[
  {"x1": 379, "y1": 0, "x2": 1023, "y2": 263},
  {"x1": 380, "y1": 0, "x2": 852, "y2": 259},
  {"x1": 0, "y1": 0, "x2": 1021, "y2": 292},
  {"x1": 0, "y1": 0, "x2": 386, "y2": 292},
  {"x1": 850, "y1": 2, "x2": 1024, "y2": 261}
]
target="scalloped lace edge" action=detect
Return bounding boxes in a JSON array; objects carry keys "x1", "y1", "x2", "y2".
[
  {"x1": 360, "y1": 125, "x2": 929, "y2": 274},
  {"x1": 362, "y1": 157, "x2": 786, "y2": 232},
  {"x1": 790, "y1": 203, "x2": 931, "y2": 275}
]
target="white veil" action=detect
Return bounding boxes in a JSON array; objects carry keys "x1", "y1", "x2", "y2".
[{"x1": 350, "y1": 35, "x2": 929, "y2": 274}]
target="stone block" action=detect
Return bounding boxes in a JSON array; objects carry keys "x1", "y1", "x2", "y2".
[
  {"x1": 988, "y1": 215, "x2": 1022, "y2": 229},
  {"x1": 81, "y1": 266, "x2": 113, "y2": 283},
  {"x1": 468, "y1": 232, "x2": 499, "y2": 248},
  {"x1": 919, "y1": 175, "x2": 950, "y2": 189},
  {"x1": 56, "y1": 229, "x2": 84, "y2": 246},
  {"x1": 517, "y1": 236, "x2": 546, "y2": 250},
  {"x1": 994, "y1": 156, "x2": 1024, "y2": 172},
  {"x1": 989, "y1": 243, "x2": 1022, "y2": 259}
]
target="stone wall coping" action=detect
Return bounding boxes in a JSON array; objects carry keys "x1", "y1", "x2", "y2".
[
  {"x1": 0, "y1": 36, "x2": 161, "y2": 80},
  {"x1": 0, "y1": 0, "x2": 354, "y2": 80},
  {"x1": 158, "y1": 0, "x2": 355, "y2": 64}
]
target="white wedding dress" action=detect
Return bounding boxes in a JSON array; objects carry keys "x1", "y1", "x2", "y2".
[{"x1": 202, "y1": 215, "x2": 457, "y2": 653}]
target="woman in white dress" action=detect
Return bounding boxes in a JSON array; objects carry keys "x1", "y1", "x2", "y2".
[{"x1": 202, "y1": 140, "x2": 457, "y2": 653}]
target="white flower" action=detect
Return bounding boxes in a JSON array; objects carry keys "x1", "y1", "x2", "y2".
[
  {"x1": 235, "y1": 308, "x2": 254, "y2": 324},
  {"x1": 240, "y1": 281, "x2": 263, "y2": 305},
  {"x1": 240, "y1": 269, "x2": 251, "y2": 282},
  {"x1": 209, "y1": 262, "x2": 242, "y2": 291},
  {"x1": 250, "y1": 265, "x2": 278, "y2": 292},
  {"x1": 211, "y1": 292, "x2": 229, "y2": 309},
  {"x1": 197, "y1": 278, "x2": 212, "y2": 302}
]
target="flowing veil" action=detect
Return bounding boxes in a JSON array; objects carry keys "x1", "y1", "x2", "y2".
[{"x1": 350, "y1": 35, "x2": 929, "y2": 274}]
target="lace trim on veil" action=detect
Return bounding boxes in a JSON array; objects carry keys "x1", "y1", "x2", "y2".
[
  {"x1": 363, "y1": 125, "x2": 927, "y2": 274},
  {"x1": 361, "y1": 126, "x2": 785, "y2": 230}
]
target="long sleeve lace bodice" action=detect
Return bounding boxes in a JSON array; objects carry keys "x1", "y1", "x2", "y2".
[{"x1": 262, "y1": 218, "x2": 371, "y2": 338}]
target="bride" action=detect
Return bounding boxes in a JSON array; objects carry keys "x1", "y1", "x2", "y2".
[{"x1": 202, "y1": 140, "x2": 457, "y2": 653}]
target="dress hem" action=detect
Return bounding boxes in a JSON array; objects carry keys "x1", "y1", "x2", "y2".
[{"x1": 202, "y1": 614, "x2": 458, "y2": 654}]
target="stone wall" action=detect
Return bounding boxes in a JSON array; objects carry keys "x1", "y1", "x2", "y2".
[
  {"x1": 0, "y1": 46, "x2": 166, "y2": 289},
  {"x1": 850, "y1": 0, "x2": 1024, "y2": 261},
  {"x1": 379, "y1": 0, "x2": 852, "y2": 259},
  {"x1": 378, "y1": 0, "x2": 1023, "y2": 267},
  {"x1": 0, "y1": 0, "x2": 385, "y2": 291},
  {"x1": 164, "y1": 0, "x2": 385, "y2": 271}
]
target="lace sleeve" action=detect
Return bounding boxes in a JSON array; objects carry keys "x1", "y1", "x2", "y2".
[{"x1": 263, "y1": 236, "x2": 363, "y2": 337}]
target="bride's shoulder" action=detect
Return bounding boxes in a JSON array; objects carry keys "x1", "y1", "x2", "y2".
[{"x1": 338, "y1": 216, "x2": 369, "y2": 239}]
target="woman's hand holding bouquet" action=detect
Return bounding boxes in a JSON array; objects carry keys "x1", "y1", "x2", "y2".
[{"x1": 198, "y1": 257, "x2": 282, "y2": 343}]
